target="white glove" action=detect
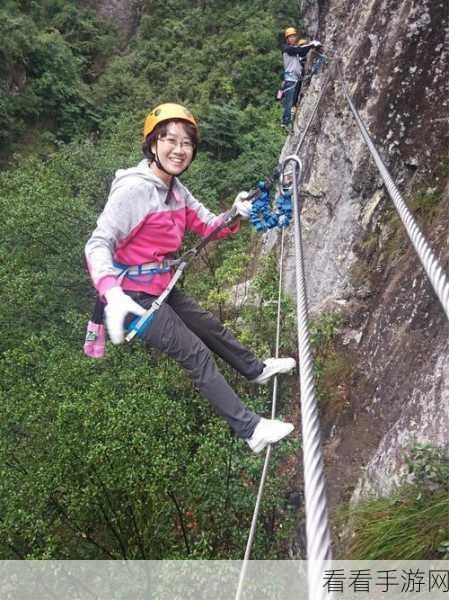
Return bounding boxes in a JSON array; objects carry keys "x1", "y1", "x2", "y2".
[
  {"x1": 233, "y1": 191, "x2": 252, "y2": 220},
  {"x1": 311, "y1": 40, "x2": 322, "y2": 48},
  {"x1": 104, "y1": 287, "x2": 146, "y2": 344}
]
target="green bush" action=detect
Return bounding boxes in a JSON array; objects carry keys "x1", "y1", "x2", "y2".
[
  {"x1": 0, "y1": 2, "x2": 114, "y2": 156},
  {"x1": 340, "y1": 445, "x2": 449, "y2": 559},
  {"x1": 0, "y1": 329, "x2": 296, "y2": 559}
]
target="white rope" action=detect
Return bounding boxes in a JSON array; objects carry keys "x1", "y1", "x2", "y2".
[
  {"x1": 337, "y1": 62, "x2": 449, "y2": 320},
  {"x1": 234, "y1": 227, "x2": 286, "y2": 600},
  {"x1": 282, "y1": 155, "x2": 333, "y2": 600}
]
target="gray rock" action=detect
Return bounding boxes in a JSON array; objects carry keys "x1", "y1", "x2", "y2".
[{"x1": 278, "y1": 0, "x2": 449, "y2": 515}]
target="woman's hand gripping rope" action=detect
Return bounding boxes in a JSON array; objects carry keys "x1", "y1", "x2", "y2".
[
  {"x1": 104, "y1": 287, "x2": 146, "y2": 344},
  {"x1": 232, "y1": 191, "x2": 252, "y2": 219}
]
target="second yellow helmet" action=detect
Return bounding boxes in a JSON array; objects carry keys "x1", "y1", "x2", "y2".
[{"x1": 284, "y1": 27, "x2": 298, "y2": 39}]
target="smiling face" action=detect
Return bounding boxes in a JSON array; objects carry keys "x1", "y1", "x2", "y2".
[{"x1": 150, "y1": 121, "x2": 195, "y2": 184}]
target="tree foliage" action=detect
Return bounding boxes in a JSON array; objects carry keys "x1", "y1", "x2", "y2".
[
  {"x1": 0, "y1": 1, "x2": 115, "y2": 156},
  {"x1": 0, "y1": 0, "x2": 301, "y2": 559}
]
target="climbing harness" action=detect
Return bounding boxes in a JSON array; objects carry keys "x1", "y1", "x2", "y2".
[
  {"x1": 282, "y1": 79, "x2": 298, "y2": 93},
  {"x1": 249, "y1": 181, "x2": 292, "y2": 232},
  {"x1": 84, "y1": 259, "x2": 180, "y2": 353},
  {"x1": 276, "y1": 78, "x2": 299, "y2": 104},
  {"x1": 125, "y1": 259, "x2": 188, "y2": 341},
  {"x1": 125, "y1": 172, "x2": 283, "y2": 342},
  {"x1": 112, "y1": 259, "x2": 175, "y2": 281}
]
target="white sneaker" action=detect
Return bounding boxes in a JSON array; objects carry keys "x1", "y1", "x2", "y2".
[
  {"x1": 246, "y1": 418, "x2": 294, "y2": 454},
  {"x1": 251, "y1": 357, "x2": 297, "y2": 385}
]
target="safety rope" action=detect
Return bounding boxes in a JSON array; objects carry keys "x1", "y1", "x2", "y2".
[
  {"x1": 336, "y1": 61, "x2": 449, "y2": 320},
  {"x1": 234, "y1": 221, "x2": 287, "y2": 600},
  {"x1": 283, "y1": 155, "x2": 333, "y2": 599},
  {"x1": 235, "y1": 69, "x2": 335, "y2": 600}
]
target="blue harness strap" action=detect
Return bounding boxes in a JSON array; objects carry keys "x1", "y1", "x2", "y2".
[
  {"x1": 111, "y1": 261, "x2": 173, "y2": 337},
  {"x1": 124, "y1": 260, "x2": 188, "y2": 344},
  {"x1": 127, "y1": 313, "x2": 155, "y2": 338},
  {"x1": 112, "y1": 260, "x2": 172, "y2": 282}
]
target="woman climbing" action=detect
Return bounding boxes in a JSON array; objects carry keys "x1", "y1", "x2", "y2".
[{"x1": 85, "y1": 103, "x2": 295, "y2": 453}]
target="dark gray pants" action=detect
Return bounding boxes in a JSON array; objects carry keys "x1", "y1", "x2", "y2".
[
  {"x1": 282, "y1": 79, "x2": 301, "y2": 125},
  {"x1": 126, "y1": 288, "x2": 264, "y2": 439}
]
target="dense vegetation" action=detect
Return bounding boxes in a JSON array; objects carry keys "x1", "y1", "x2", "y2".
[
  {"x1": 0, "y1": 0, "x2": 115, "y2": 157},
  {"x1": 0, "y1": 0, "x2": 301, "y2": 559},
  {"x1": 341, "y1": 445, "x2": 449, "y2": 560}
]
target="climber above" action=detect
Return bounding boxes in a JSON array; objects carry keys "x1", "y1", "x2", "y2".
[
  {"x1": 281, "y1": 27, "x2": 321, "y2": 132},
  {"x1": 85, "y1": 102, "x2": 296, "y2": 454}
]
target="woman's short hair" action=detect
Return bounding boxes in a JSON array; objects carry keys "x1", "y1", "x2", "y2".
[{"x1": 142, "y1": 119, "x2": 198, "y2": 161}]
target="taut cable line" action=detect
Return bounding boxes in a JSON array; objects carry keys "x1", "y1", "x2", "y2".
[{"x1": 282, "y1": 155, "x2": 333, "y2": 600}]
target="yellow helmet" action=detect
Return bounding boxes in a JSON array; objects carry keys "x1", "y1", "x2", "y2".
[
  {"x1": 143, "y1": 103, "x2": 197, "y2": 140},
  {"x1": 284, "y1": 27, "x2": 297, "y2": 39}
]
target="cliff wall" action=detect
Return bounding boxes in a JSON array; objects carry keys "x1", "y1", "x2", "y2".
[{"x1": 279, "y1": 0, "x2": 448, "y2": 515}]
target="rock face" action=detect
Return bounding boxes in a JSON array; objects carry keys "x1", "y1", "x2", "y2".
[
  {"x1": 81, "y1": 0, "x2": 142, "y2": 39},
  {"x1": 278, "y1": 0, "x2": 449, "y2": 518}
]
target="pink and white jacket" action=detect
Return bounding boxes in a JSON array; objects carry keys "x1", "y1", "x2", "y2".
[{"x1": 85, "y1": 159, "x2": 239, "y2": 297}]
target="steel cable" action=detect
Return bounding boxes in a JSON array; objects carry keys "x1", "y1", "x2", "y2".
[
  {"x1": 337, "y1": 62, "x2": 449, "y2": 320},
  {"x1": 235, "y1": 66, "x2": 335, "y2": 599},
  {"x1": 282, "y1": 155, "x2": 333, "y2": 600},
  {"x1": 293, "y1": 71, "x2": 333, "y2": 157}
]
